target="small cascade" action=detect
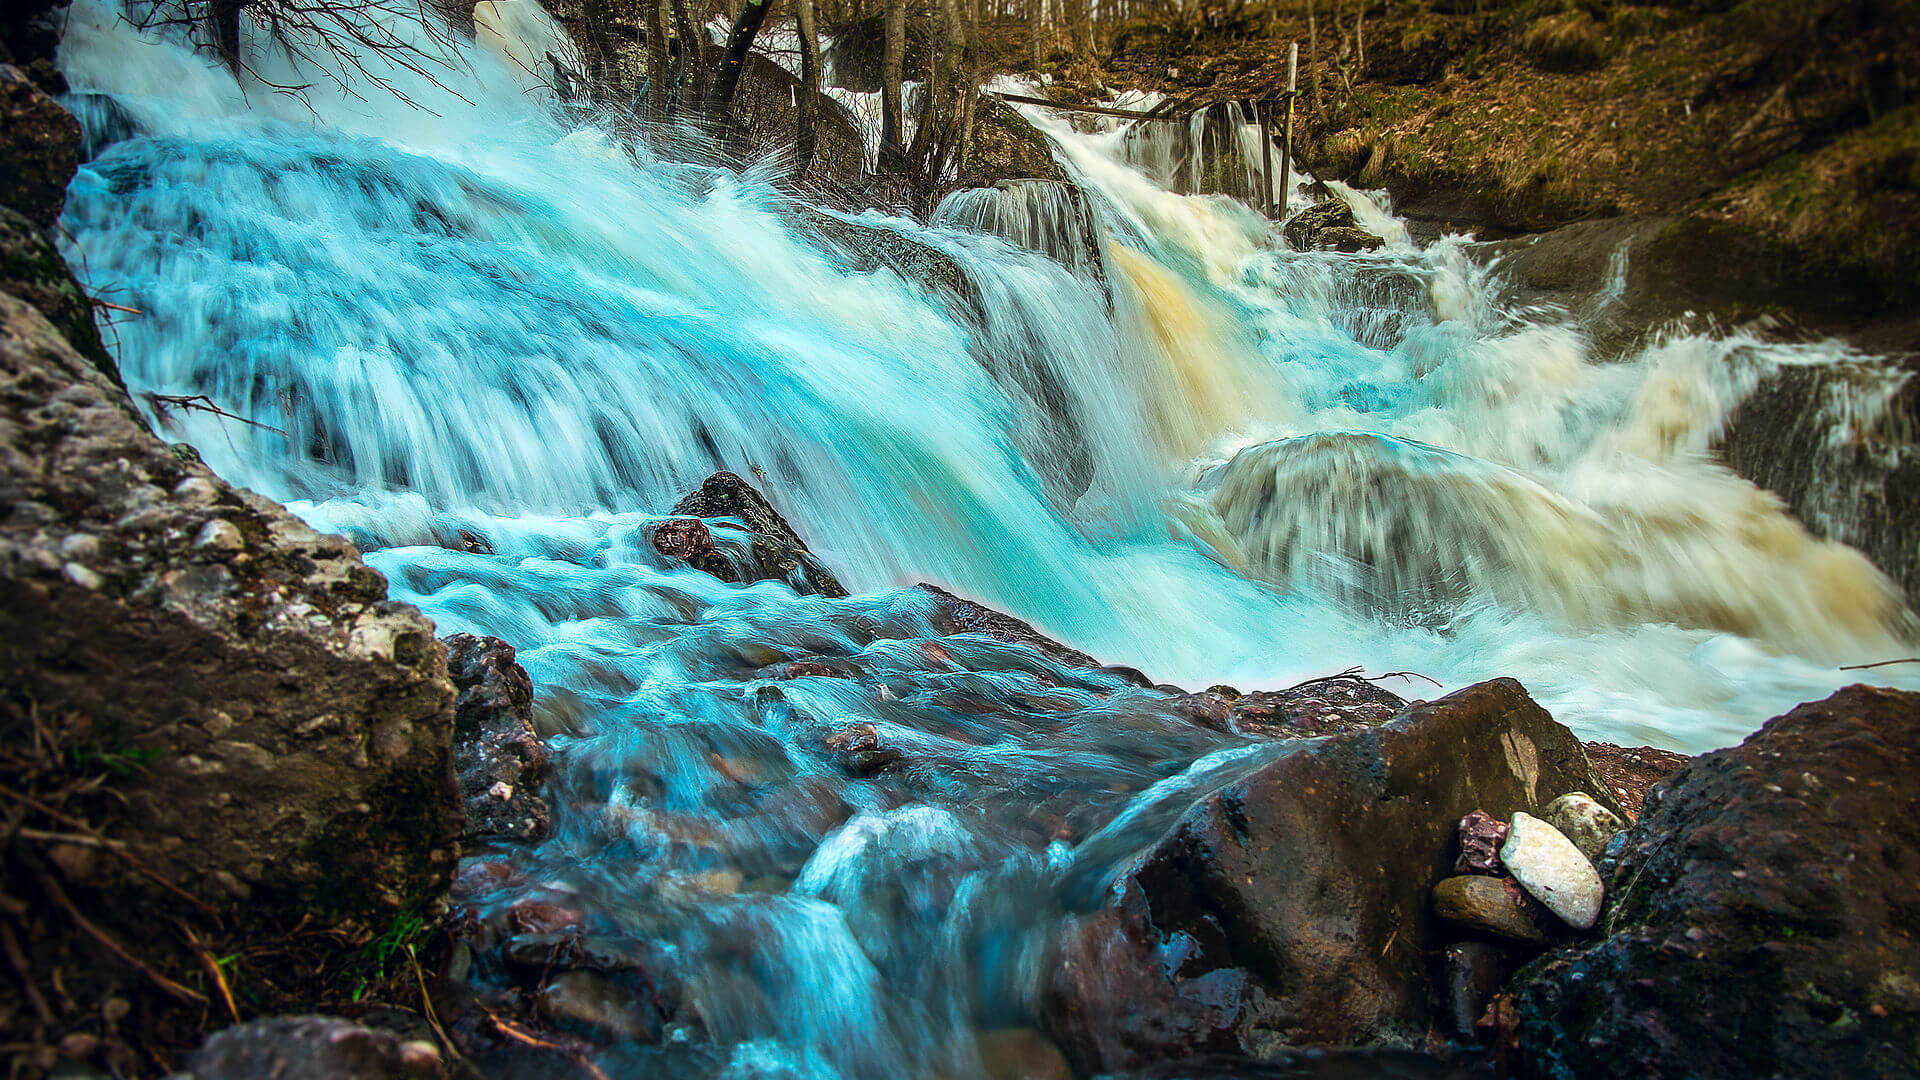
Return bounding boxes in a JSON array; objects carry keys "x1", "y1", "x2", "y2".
[
  {"x1": 931, "y1": 179, "x2": 1106, "y2": 287},
  {"x1": 1117, "y1": 101, "x2": 1271, "y2": 209}
]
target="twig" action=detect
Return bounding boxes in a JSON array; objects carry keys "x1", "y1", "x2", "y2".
[
  {"x1": 0, "y1": 785, "x2": 218, "y2": 915},
  {"x1": 407, "y1": 943, "x2": 471, "y2": 1072},
  {"x1": 484, "y1": 1011, "x2": 610, "y2": 1080},
  {"x1": 181, "y1": 922, "x2": 241, "y2": 1024},
  {"x1": 35, "y1": 867, "x2": 206, "y2": 1005},
  {"x1": 0, "y1": 921, "x2": 54, "y2": 1024},
  {"x1": 15, "y1": 827, "x2": 124, "y2": 849},
  {"x1": 1839, "y1": 657, "x2": 1920, "y2": 671},
  {"x1": 143, "y1": 393, "x2": 289, "y2": 438},
  {"x1": 90, "y1": 298, "x2": 144, "y2": 316},
  {"x1": 1280, "y1": 666, "x2": 1442, "y2": 692}
]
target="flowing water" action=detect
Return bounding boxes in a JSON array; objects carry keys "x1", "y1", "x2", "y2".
[{"x1": 51, "y1": 1, "x2": 1920, "y2": 1075}]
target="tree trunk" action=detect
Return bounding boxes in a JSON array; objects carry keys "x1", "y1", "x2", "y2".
[
  {"x1": 1070, "y1": 0, "x2": 1090, "y2": 58},
  {"x1": 794, "y1": 0, "x2": 823, "y2": 178},
  {"x1": 1354, "y1": 0, "x2": 1365, "y2": 76},
  {"x1": 670, "y1": 0, "x2": 708, "y2": 108},
  {"x1": 1307, "y1": 0, "x2": 1324, "y2": 119},
  {"x1": 711, "y1": 0, "x2": 772, "y2": 114},
  {"x1": 1029, "y1": 0, "x2": 1045, "y2": 71},
  {"x1": 957, "y1": 0, "x2": 982, "y2": 172},
  {"x1": 646, "y1": 0, "x2": 671, "y2": 116},
  {"x1": 882, "y1": 0, "x2": 907, "y2": 158}
]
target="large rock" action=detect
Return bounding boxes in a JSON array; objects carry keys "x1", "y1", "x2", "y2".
[
  {"x1": 1717, "y1": 355, "x2": 1920, "y2": 613},
  {"x1": 666, "y1": 470, "x2": 847, "y2": 597},
  {"x1": 446, "y1": 633, "x2": 551, "y2": 843},
  {"x1": 1283, "y1": 197, "x2": 1385, "y2": 253},
  {"x1": 1039, "y1": 678, "x2": 1619, "y2": 1074},
  {"x1": 0, "y1": 260, "x2": 460, "y2": 1052},
  {"x1": 0, "y1": 62, "x2": 80, "y2": 227},
  {"x1": 1513, "y1": 684, "x2": 1920, "y2": 1079}
]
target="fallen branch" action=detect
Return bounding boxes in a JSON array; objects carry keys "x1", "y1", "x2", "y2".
[
  {"x1": 1280, "y1": 667, "x2": 1441, "y2": 693},
  {"x1": 1839, "y1": 657, "x2": 1920, "y2": 671},
  {"x1": 142, "y1": 393, "x2": 289, "y2": 438},
  {"x1": 90, "y1": 298, "x2": 144, "y2": 316},
  {"x1": 0, "y1": 921, "x2": 53, "y2": 1024}
]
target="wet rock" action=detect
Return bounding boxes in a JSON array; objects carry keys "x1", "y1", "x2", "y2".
[
  {"x1": 917, "y1": 583, "x2": 1100, "y2": 669},
  {"x1": 1441, "y1": 942, "x2": 1503, "y2": 1042},
  {"x1": 446, "y1": 633, "x2": 551, "y2": 843},
  {"x1": 1500, "y1": 812, "x2": 1602, "y2": 930},
  {"x1": 976, "y1": 1027, "x2": 1074, "y2": 1080},
  {"x1": 1217, "y1": 678, "x2": 1408, "y2": 738},
  {"x1": 1431, "y1": 875, "x2": 1551, "y2": 945},
  {"x1": 536, "y1": 971, "x2": 662, "y2": 1044},
  {"x1": 822, "y1": 722, "x2": 903, "y2": 777},
  {"x1": 1039, "y1": 679, "x2": 1621, "y2": 1074},
  {"x1": 1283, "y1": 198, "x2": 1385, "y2": 253},
  {"x1": 1454, "y1": 809, "x2": 1510, "y2": 875},
  {"x1": 670, "y1": 471, "x2": 847, "y2": 597},
  {"x1": 1718, "y1": 355, "x2": 1920, "y2": 613},
  {"x1": 175, "y1": 1015, "x2": 439, "y2": 1079},
  {"x1": 0, "y1": 206, "x2": 115, "y2": 382},
  {"x1": 1514, "y1": 684, "x2": 1920, "y2": 1079},
  {"x1": 1540, "y1": 791, "x2": 1623, "y2": 862},
  {"x1": 0, "y1": 283, "x2": 460, "y2": 1033},
  {"x1": 651, "y1": 516, "x2": 716, "y2": 559},
  {"x1": 0, "y1": 62, "x2": 81, "y2": 227}
]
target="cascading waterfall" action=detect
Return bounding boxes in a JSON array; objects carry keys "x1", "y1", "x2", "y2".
[{"x1": 50, "y1": 0, "x2": 1920, "y2": 1075}]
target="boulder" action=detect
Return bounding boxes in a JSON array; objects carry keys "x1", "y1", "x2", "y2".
[
  {"x1": 446, "y1": 633, "x2": 551, "y2": 843},
  {"x1": 1283, "y1": 197, "x2": 1384, "y2": 253},
  {"x1": 1500, "y1": 812, "x2": 1603, "y2": 930},
  {"x1": 0, "y1": 262, "x2": 460, "y2": 1054},
  {"x1": 1039, "y1": 678, "x2": 1619, "y2": 1074},
  {"x1": 173, "y1": 1016, "x2": 440, "y2": 1080},
  {"x1": 1717, "y1": 355, "x2": 1920, "y2": 613},
  {"x1": 0, "y1": 62, "x2": 80, "y2": 227},
  {"x1": 1513, "y1": 684, "x2": 1920, "y2": 1079},
  {"x1": 668, "y1": 470, "x2": 847, "y2": 597}
]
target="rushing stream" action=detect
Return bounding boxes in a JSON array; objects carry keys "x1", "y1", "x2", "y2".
[{"x1": 50, "y1": 0, "x2": 1920, "y2": 1075}]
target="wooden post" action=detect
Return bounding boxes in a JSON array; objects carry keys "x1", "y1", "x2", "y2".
[
  {"x1": 1259, "y1": 98, "x2": 1275, "y2": 217},
  {"x1": 1279, "y1": 41, "x2": 1298, "y2": 217}
]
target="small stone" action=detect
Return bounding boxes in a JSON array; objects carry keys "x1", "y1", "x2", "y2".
[
  {"x1": 1442, "y1": 942, "x2": 1503, "y2": 1041},
  {"x1": 195, "y1": 518, "x2": 246, "y2": 553},
  {"x1": 62, "y1": 561, "x2": 103, "y2": 589},
  {"x1": 1502, "y1": 812, "x2": 1604, "y2": 930},
  {"x1": 1432, "y1": 874, "x2": 1552, "y2": 944},
  {"x1": 1456, "y1": 809, "x2": 1510, "y2": 875},
  {"x1": 1542, "y1": 792, "x2": 1625, "y2": 861}
]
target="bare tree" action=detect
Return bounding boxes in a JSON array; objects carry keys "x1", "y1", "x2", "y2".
[
  {"x1": 881, "y1": 0, "x2": 906, "y2": 158},
  {"x1": 646, "y1": 0, "x2": 671, "y2": 115},
  {"x1": 793, "y1": 0, "x2": 823, "y2": 177},
  {"x1": 711, "y1": 0, "x2": 773, "y2": 112}
]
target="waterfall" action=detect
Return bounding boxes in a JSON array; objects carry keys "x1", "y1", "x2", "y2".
[{"x1": 48, "y1": 0, "x2": 1920, "y2": 1074}]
